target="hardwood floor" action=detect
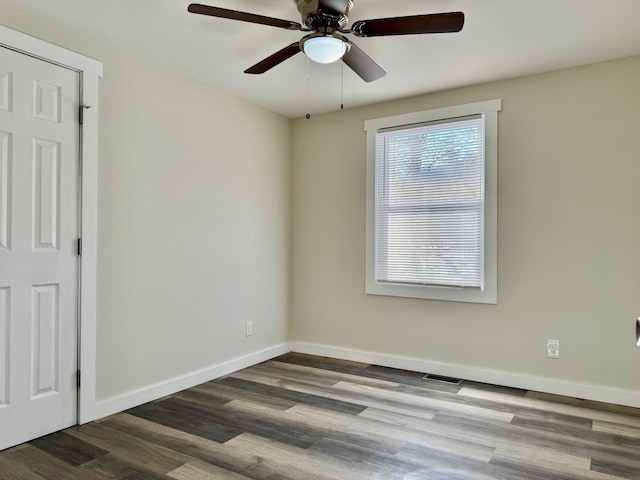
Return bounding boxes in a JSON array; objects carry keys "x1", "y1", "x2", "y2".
[{"x1": 1, "y1": 352, "x2": 639, "y2": 479}]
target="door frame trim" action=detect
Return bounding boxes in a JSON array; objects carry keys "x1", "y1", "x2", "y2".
[{"x1": 0, "y1": 25, "x2": 102, "y2": 424}]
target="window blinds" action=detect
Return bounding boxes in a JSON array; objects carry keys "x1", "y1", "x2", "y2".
[{"x1": 374, "y1": 114, "x2": 485, "y2": 289}]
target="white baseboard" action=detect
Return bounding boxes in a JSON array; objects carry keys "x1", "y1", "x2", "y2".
[
  {"x1": 91, "y1": 341, "x2": 640, "y2": 422},
  {"x1": 290, "y1": 342, "x2": 640, "y2": 409},
  {"x1": 92, "y1": 343, "x2": 290, "y2": 422}
]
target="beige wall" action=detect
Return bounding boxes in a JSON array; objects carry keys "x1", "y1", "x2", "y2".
[
  {"x1": 3, "y1": 2, "x2": 640, "y2": 405},
  {"x1": 0, "y1": 5, "x2": 291, "y2": 401},
  {"x1": 291, "y1": 56, "x2": 640, "y2": 392}
]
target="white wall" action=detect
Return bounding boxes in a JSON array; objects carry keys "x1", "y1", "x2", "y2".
[
  {"x1": 0, "y1": 4, "x2": 291, "y2": 403},
  {"x1": 291, "y1": 56, "x2": 640, "y2": 398}
]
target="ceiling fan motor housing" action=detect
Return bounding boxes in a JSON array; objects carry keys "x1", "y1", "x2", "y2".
[{"x1": 296, "y1": 0, "x2": 353, "y2": 30}]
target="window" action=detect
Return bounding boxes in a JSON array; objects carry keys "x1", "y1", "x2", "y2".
[{"x1": 365, "y1": 100, "x2": 501, "y2": 303}]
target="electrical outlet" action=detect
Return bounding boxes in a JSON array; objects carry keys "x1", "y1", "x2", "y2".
[
  {"x1": 246, "y1": 321, "x2": 253, "y2": 337},
  {"x1": 546, "y1": 339, "x2": 560, "y2": 358}
]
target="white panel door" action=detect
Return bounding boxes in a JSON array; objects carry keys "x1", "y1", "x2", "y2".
[{"x1": 0, "y1": 45, "x2": 79, "y2": 450}]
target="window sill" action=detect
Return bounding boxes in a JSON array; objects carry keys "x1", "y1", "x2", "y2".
[{"x1": 366, "y1": 280, "x2": 497, "y2": 304}]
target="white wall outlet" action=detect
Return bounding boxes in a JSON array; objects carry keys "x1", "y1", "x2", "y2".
[
  {"x1": 546, "y1": 339, "x2": 560, "y2": 358},
  {"x1": 246, "y1": 321, "x2": 253, "y2": 337}
]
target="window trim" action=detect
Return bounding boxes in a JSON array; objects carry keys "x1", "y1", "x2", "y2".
[{"x1": 365, "y1": 99, "x2": 501, "y2": 304}]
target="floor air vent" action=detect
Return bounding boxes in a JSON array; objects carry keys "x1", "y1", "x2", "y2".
[{"x1": 422, "y1": 374, "x2": 463, "y2": 385}]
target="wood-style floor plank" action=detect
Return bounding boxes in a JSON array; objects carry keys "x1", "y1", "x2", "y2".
[
  {"x1": 105, "y1": 413, "x2": 301, "y2": 480},
  {"x1": 168, "y1": 460, "x2": 254, "y2": 480},
  {"x1": 126, "y1": 398, "x2": 245, "y2": 444},
  {"x1": 29, "y1": 431, "x2": 108, "y2": 467},
  {"x1": 226, "y1": 432, "x2": 382, "y2": 480},
  {"x1": 286, "y1": 402, "x2": 494, "y2": 462},
  {"x1": 526, "y1": 390, "x2": 640, "y2": 417},
  {"x1": 1, "y1": 445, "x2": 110, "y2": 480},
  {"x1": 0, "y1": 446, "x2": 50, "y2": 480},
  {"x1": 267, "y1": 359, "x2": 402, "y2": 388},
  {"x1": 234, "y1": 399, "x2": 406, "y2": 454},
  {"x1": 230, "y1": 368, "x2": 443, "y2": 420},
  {"x1": 334, "y1": 380, "x2": 515, "y2": 423},
  {"x1": 266, "y1": 359, "x2": 596, "y2": 427},
  {"x1": 590, "y1": 455, "x2": 640, "y2": 480},
  {"x1": 189, "y1": 379, "x2": 297, "y2": 411},
  {"x1": 218, "y1": 376, "x2": 368, "y2": 415},
  {"x1": 396, "y1": 442, "x2": 545, "y2": 480},
  {"x1": 1, "y1": 352, "x2": 639, "y2": 479},
  {"x1": 592, "y1": 420, "x2": 640, "y2": 439},
  {"x1": 460, "y1": 386, "x2": 640, "y2": 427},
  {"x1": 66, "y1": 421, "x2": 193, "y2": 475}
]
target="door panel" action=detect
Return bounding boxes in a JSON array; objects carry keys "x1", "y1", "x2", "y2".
[
  {"x1": 0, "y1": 287, "x2": 7, "y2": 406},
  {"x1": 0, "y1": 45, "x2": 79, "y2": 450},
  {"x1": 32, "y1": 138, "x2": 60, "y2": 250},
  {"x1": 0, "y1": 68, "x2": 10, "y2": 112},
  {"x1": 0, "y1": 130, "x2": 8, "y2": 250},
  {"x1": 31, "y1": 284, "x2": 59, "y2": 398}
]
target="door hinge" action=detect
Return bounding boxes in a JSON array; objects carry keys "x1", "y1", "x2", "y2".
[
  {"x1": 77, "y1": 238, "x2": 82, "y2": 256},
  {"x1": 76, "y1": 370, "x2": 81, "y2": 388}
]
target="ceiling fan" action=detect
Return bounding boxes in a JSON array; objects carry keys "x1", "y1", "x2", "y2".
[{"x1": 187, "y1": 1, "x2": 464, "y2": 82}]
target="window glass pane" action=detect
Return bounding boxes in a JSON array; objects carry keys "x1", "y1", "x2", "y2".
[{"x1": 375, "y1": 115, "x2": 485, "y2": 288}]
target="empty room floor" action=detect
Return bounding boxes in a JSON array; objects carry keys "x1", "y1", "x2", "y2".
[{"x1": 1, "y1": 353, "x2": 639, "y2": 479}]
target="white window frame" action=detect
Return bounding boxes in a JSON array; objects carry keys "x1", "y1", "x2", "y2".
[{"x1": 365, "y1": 99, "x2": 501, "y2": 304}]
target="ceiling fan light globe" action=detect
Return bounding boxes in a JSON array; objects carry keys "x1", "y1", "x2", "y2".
[{"x1": 303, "y1": 36, "x2": 348, "y2": 64}]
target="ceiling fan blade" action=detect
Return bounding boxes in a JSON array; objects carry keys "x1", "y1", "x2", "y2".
[
  {"x1": 188, "y1": 4, "x2": 302, "y2": 30},
  {"x1": 343, "y1": 42, "x2": 386, "y2": 82},
  {"x1": 351, "y1": 12, "x2": 464, "y2": 37},
  {"x1": 318, "y1": 0, "x2": 351, "y2": 16},
  {"x1": 245, "y1": 43, "x2": 302, "y2": 74}
]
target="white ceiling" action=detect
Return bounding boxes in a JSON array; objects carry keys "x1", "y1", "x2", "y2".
[{"x1": 3, "y1": 0, "x2": 640, "y2": 118}]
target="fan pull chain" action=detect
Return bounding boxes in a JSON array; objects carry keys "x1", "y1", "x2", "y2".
[
  {"x1": 341, "y1": 59, "x2": 344, "y2": 110},
  {"x1": 305, "y1": 56, "x2": 311, "y2": 120}
]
